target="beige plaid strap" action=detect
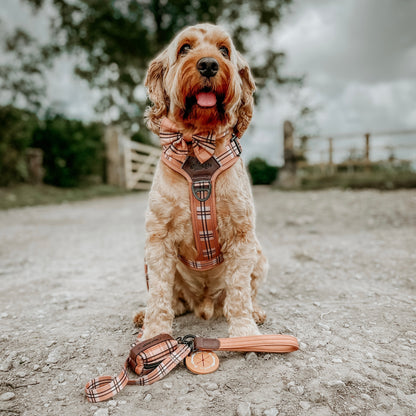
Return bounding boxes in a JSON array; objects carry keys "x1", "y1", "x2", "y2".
[
  {"x1": 161, "y1": 134, "x2": 242, "y2": 271},
  {"x1": 85, "y1": 340, "x2": 191, "y2": 403}
]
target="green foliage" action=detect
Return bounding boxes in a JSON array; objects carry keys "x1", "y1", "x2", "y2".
[
  {"x1": 32, "y1": 114, "x2": 105, "y2": 187},
  {"x1": 0, "y1": 184, "x2": 128, "y2": 210},
  {"x1": 298, "y1": 170, "x2": 416, "y2": 190},
  {"x1": 0, "y1": 106, "x2": 39, "y2": 186},
  {"x1": 248, "y1": 157, "x2": 278, "y2": 185},
  {"x1": 0, "y1": 29, "x2": 46, "y2": 111}
]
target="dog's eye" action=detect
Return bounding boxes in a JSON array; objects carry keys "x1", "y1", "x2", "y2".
[
  {"x1": 219, "y1": 46, "x2": 229, "y2": 58},
  {"x1": 179, "y1": 43, "x2": 191, "y2": 56}
]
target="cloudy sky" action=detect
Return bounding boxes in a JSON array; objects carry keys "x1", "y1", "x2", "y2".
[{"x1": 1, "y1": 0, "x2": 416, "y2": 165}]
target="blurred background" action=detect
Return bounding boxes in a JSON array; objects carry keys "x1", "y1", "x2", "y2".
[{"x1": 1, "y1": 0, "x2": 416, "y2": 208}]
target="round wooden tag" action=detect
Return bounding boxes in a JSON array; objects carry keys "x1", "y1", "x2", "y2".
[{"x1": 185, "y1": 351, "x2": 220, "y2": 374}]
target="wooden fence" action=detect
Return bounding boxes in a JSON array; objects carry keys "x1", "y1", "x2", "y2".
[
  {"x1": 278, "y1": 121, "x2": 416, "y2": 186},
  {"x1": 105, "y1": 126, "x2": 160, "y2": 190}
]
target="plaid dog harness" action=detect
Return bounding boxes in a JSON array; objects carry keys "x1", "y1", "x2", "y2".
[{"x1": 159, "y1": 117, "x2": 242, "y2": 271}]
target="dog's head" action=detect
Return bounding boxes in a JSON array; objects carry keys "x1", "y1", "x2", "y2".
[{"x1": 145, "y1": 23, "x2": 255, "y2": 137}]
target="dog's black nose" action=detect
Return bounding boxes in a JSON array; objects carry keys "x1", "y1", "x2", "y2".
[{"x1": 197, "y1": 57, "x2": 219, "y2": 78}]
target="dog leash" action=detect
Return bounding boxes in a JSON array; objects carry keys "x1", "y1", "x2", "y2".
[{"x1": 85, "y1": 332, "x2": 299, "y2": 403}]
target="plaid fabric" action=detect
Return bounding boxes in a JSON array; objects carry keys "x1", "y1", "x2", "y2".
[
  {"x1": 159, "y1": 118, "x2": 242, "y2": 271},
  {"x1": 85, "y1": 334, "x2": 191, "y2": 403},
  {"x1": 160, "y1": 117, "x2": 229, "y2": 164}
]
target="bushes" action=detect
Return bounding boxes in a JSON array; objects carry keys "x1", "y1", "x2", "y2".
[
  {"x1": 0, "y1": 106, "x2": 38, "y2": 186},
  {"x1": 248, "y1": 157, "x2": 278, "y2": 185},
  {"x1": 0, "y1": 107, "x2": 106, "y2": 188},
  {"x1": 31, "y1": 114, "x2": 105, "y2": 187}
]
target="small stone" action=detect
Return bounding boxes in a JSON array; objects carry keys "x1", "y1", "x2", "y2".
[
  {"x1": 236, "y1": 402, "x2": 251, "y2": 416},
  {"x1": 313, "y1": 302, "x2": 321, "y2": 307},
  {"x1": 203, "y1": 382, "x2": 218, "y2": 391},
  {"x1": 332, "y1": 358, "x2": 342, "y2": 363},
  {"x1": 46, "y1": 340, "x2": 56, "y2": 347},
  {"x1": 93, "y1": 409, "x2": 109, "y2": 416},
  {"x1": 343, "y1": 323, "x2": 350, "y2": 328},
  {"x1": 0, "y1": 359, "x2": 13, "y2": 372},
  {"x1": 143, "y1": 393, "x2": 152, "y2": 402},
  {"x1": 245, "y1": 352, "x2": 257, "y2": 361},
  {"x1": 0, "y1": 392, "x2": 15, "y2": 401},
  {"x1": 46, "y1": 348, "x2": 60, "y2": 364},
  {"x1": 108, "y1": 400, "x2": 117, "y2": 407},
  {"x1": 263, "y1": 408, "x2": 279, "y2": 416},
  {"x1": 33, "y1": 364, "x2": 40, "y2": 371},
  {"x1": 291, "y1": 385, "x2": 304, "y2": 395},
  {"x1": 163, "y1": 381, "x2": 173, "y2": 389},
  {"x1": 16, "y1": 371, "x2": 26, "y2": 378},
  {"x1": 1, "y1": 312, "x2": 9, "y2": 318},
  {"x1": 20, "y1": 356, "x2": 30, "y2": 363},
  {"x1": 269, "y1": 288, "x2": 278, "y2": 295},
  {"x1": 328, "y1": 380, "x2": 346, "y2": 388},
  {"x1": 361, "y1": 393, "x2": 372, "y2": 401},
  {"x1": 299, "y1": 401, "x2": 311, "y2": 410},
  {"x1": 42, "y1": 366, "x2": 50, "y2": 373},
  {"x1": 58, "y1": 374, "x2": 65, "y2": 383},
  {"x1": 81, "y1": 333, "x2": 90, "y2": 339},
  {"x1": 263, "y1": 354, "x2": 271, "y2": 360}
]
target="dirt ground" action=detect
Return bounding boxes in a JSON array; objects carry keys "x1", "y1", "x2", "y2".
[{"x1": 1, "y1": 188, "x2": 415, "y2": 416}]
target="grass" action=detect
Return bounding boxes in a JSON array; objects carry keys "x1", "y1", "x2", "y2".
[
  {"x1": 296, "y1": 171, "x2": 416, "y2": 190},
  {"x1": 0, "y1": 184, "x2": 131, "y2": 210}
]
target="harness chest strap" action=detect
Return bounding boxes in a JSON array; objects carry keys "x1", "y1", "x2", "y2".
[{"x1": 161, "y1": 134, "x2": 242, "y2": 271}]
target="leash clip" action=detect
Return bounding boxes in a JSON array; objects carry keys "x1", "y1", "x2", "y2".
[{"x1": 177, "y1": 334, "x2": 196, "y2": 352}]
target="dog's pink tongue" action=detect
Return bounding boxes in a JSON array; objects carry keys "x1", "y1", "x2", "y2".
[{"x1": 196, "y1": 92, "x2": 217, "y2": 107}]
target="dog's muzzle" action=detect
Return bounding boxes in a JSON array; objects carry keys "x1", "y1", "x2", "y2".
[{"x1": 197, "y1": 57, "x2": 219, "y2": 78}]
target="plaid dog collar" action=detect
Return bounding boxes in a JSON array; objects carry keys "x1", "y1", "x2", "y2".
[{"x1": 159, "y1": 118, "x2": 242, "y2": 271}]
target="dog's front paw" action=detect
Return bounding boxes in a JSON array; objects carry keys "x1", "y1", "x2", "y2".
[
  {"x1": 141, "y1": 324, "x2": 173, "y2": 340},
  {"x1": 228, "y1": 317, "x2": 261, "y2": 338}
]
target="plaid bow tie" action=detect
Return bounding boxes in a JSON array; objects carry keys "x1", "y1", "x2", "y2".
[{"x1": 160, "y1": 117, "x2": 222, "y2": 164}]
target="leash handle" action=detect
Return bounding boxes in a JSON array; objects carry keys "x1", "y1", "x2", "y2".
[
  {"x1": 85, "y1": 341, "x2": 191, "y2": 403},
  {"x1": 194, "y1": 334, "x2": 299, "y2": 353}
]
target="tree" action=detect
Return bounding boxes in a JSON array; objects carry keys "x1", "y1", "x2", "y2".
[
  {"x1": 0, "y1": 106, "x2": 39, "y2": 186},
  {"x1": 0, "y1": 28, "x2": 46, "y2": 112},
  {"x1": 5, "y1": 0, "x2": 297, "y2": 136}
]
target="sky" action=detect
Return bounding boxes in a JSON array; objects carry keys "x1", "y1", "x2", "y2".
[{"x1": 1, "y1": 0, "x2": 416, "y2": 165}]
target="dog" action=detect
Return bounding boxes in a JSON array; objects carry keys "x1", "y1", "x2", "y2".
[{"x1": 134, "y1": 23, "x2": 268, "y2": 339}]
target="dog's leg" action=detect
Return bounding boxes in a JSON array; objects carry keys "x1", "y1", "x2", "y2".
[
  {"x1": 251, "y1": 242, "x2": 268, "y2": 324},
  {"x1": 141, "y1": 226, "x2": 177, "y2": 339},
  {"x1": 223, "y1": 235, "x2": 261, "y2": 337}
]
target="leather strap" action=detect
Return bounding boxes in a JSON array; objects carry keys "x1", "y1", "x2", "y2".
[{"x1": 194, "y1": 334, "x2": 299, "y2": 353}]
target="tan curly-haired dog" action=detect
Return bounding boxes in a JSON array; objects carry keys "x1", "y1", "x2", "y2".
[{"x1": 134, "y1": 23, "x2": 268, "y2": 339}]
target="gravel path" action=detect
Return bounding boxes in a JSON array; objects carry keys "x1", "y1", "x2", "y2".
[{"x1": 1, "y1": 188, "x2": 415, "y2": 416}]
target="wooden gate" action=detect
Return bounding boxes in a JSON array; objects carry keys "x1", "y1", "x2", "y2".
[
  {"x1": 105, "y1": 126, "x2": 160, "y2": 190},
  {"x1": 123, "y1": 139, "x2": 160, "y2": 190}
]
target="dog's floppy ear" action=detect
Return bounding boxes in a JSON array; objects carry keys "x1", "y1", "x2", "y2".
[
  {"x1": 234, "y1": 52, "x2": 256, "y2": 138},
  {"x1": 144, "y1": 50, "x2": 170, "y2": 135}
]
